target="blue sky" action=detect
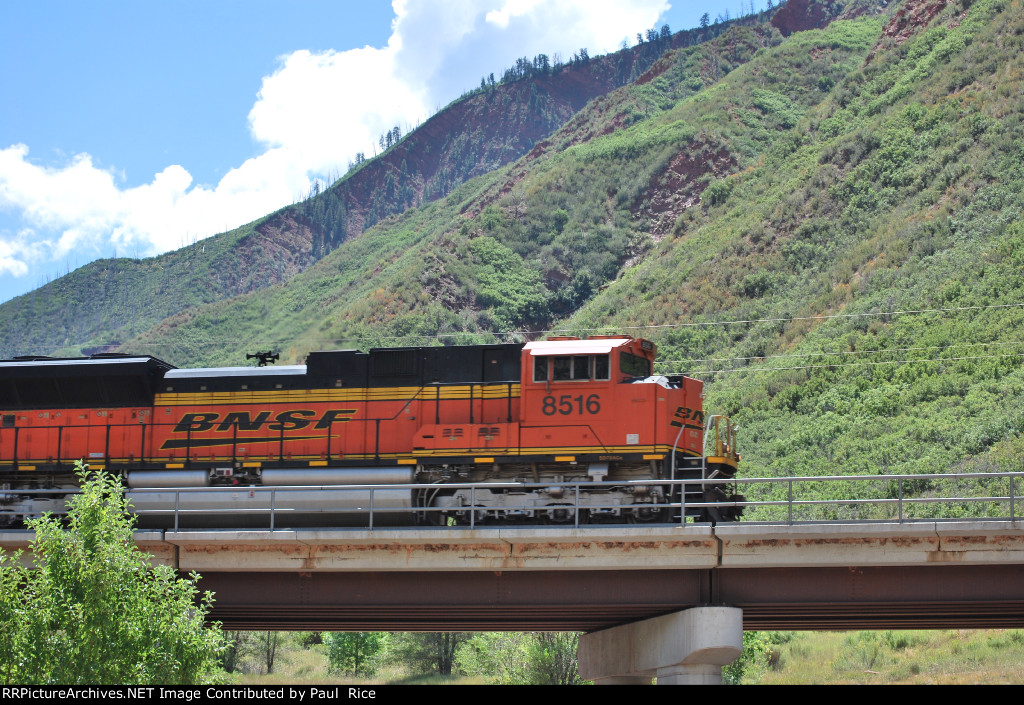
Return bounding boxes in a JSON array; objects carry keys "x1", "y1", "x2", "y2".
[{"x1": 0, "y1": 1, "x2": 769, "y2": 305}]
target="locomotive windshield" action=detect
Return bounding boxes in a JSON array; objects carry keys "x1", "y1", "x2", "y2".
[{"x1": 620, "y1": 351, "x2": 652, "y2": 378}]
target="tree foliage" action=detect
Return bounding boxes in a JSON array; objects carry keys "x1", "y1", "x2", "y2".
[
  {"x1": 722, "y1": 631, "x2": 784, "y2": 684},
  {"x1": 456, "y1": 632, "x2": 586, "y2": 684},
  {"x1": 376, "y1": 632, "x2": 468, "y2": 676},
  {"x1": 0, "y1": 463, "x2": 226, "y2": 684},
  {"x1": 325, "y1": 632, "x2": 384, "y2": 676}
]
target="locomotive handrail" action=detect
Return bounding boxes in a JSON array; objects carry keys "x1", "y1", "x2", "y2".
[
  {"x1": 0, "y1": 385, "x2": 526, "y2": 467},
  {"x1": 1, "y1": 471, "x2": 1020, "y2": 528}
]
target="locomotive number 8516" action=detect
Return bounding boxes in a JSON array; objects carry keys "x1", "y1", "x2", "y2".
[{"x1": 0, "y1": 335, "x2": 741, "y2": 527}]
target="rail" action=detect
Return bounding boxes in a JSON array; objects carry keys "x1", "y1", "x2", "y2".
[{"x1": 0, "y1": 471, "x2": 1020, "y2": 530}]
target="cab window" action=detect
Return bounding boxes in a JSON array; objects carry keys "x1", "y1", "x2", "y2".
[
  {"x1": 533, "y1": 354, "x2": 611, "y2": 382},
  {"x1": 533, "y1": 356, "x2": 549, "y2": 382},
  {"x1": 620, "y1": 351, "x2": 651, "y2": 378}
]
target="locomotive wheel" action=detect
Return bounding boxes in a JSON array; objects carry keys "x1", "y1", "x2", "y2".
[
  {"x1": 630, "y1": 505, "x2": 667, "y2": 523},
  {"x1": 700, "y1": 486, "x2": 727, "y2": 524},
  {"x1": 699, "y1": 507, "x2": 723, "y2": 524}
]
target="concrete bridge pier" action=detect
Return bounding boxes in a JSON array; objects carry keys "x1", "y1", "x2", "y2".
[{"x1": 578, "y1": 606, "x2": 743, "y2": 685}]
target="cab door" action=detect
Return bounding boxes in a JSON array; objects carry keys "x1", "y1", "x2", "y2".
[{"x1": 520, "y1": 352, "x2": 612, "y2": 454}]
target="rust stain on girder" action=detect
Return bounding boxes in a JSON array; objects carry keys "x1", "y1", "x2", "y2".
[
  {"x1": 734, "y1": 536, "x2": 937, "y2": 549},
  {"x1": 926, "y1": 550, "x2": 967, "y2": 562},
  {"x1": 303, "y1": 542, "x2": 506, "y2": 554},
  {"x1": 735, "y1": 539, "x2": 793, "y2": 548},
  {"x1": 938, "y1": 534, "x2": 1024, "y2": 553},
  {"x1": 297, "y1": 543, "x2": 512, "y2": 569},
  {"x1": 504, "y1": 539, "x2": 715, "y2": 569},
  {"x1": 942, "y1": 535, "x2": 1000, "y2": 545},
  {"x1": 182, "y1": 543, "x2": 308, "y2": 556},
  {"x1": 791, "y1": 536, "x2": 933, "y2": 547},
  {"x1": 509, "y1": 540, "x2": 712, "y2": 553}
]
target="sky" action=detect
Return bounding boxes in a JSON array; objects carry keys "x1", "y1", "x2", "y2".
[{"x1": 0, "y1": 0, "x2": 769, "y2": 305}]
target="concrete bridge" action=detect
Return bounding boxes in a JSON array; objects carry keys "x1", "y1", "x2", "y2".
[{"x1": 5, "y1": 519, "x2": 1024, "y2": 683}]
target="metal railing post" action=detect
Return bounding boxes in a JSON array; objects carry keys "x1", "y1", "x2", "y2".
[
  {"x1": 1011, "y1": 476, "x2": 1016, "y2": 522},
  {"x1": 898, "y1": 478, "x2": 904, "y2": 523},
  {"x1": 788, "y1": 479, "x2": 793, "y2": 524},
  {"x1": 577, "y1": 483, "x2": 585, "y2": 528},
  {"x1": 369, "y1": 487, "x2": 375, "y2": 530},
  {"x1": 270, "y1": 489, "x2": 276, "y2": 531},
  {"x1": 470, "y1": 486, "x2": 476, "y2": 529}
]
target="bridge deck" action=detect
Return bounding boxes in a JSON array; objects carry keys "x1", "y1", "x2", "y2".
[{"x1": 3, "y1": 521, "x2": 1023, "y2": 631}]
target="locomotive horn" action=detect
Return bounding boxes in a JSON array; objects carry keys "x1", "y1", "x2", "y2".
[{"x1": 246, "y1": 351, "x2": 280, "y2": 367}]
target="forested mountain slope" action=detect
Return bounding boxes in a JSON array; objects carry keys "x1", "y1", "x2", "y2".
[
  {"x1": 0, "y1": 11, "x2": 770, "y2": 359},
  {"x1": 121, "y1": 0, "x2": 887, "y2": 366}
]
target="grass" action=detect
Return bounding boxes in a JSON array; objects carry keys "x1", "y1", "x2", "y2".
[
  {"x1": 754, "y1": 629, "x2": 1024, "y2": 685},
  {"x1": 226, "y1": 640, "x2": 484, "y2": 686},
  {"x1": 226, "y1": 629, "x2": 1024, "y2": 685}
]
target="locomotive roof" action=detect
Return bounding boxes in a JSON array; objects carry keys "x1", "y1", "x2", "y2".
[
  {"x1": 0, "y1": 356, "x2": 174, "y2": 375},
  {"x1": 523, "y1": 338, "x2": 633, "y2": 356},
  {"x1": 0, "y1": 355, "x2": 175, "y2": 409},
  {"x1": 165, "y1": 365, "x2": 307, "y2": 379}
]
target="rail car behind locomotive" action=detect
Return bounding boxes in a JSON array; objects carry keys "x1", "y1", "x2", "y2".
[{"x1": 0, "y1": 336, "x2": 740, "y2": 527}]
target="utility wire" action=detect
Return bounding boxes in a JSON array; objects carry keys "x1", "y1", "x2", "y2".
[
  {"x1": 656, "y1": 340, "x2": 1024, "y2": 366},
  {"x1": 674, "y1": 351, "x2": 1024, "y2": 377},
  {"x1": 109, "y1": 301, "x2": 1024, "y2": 351}
]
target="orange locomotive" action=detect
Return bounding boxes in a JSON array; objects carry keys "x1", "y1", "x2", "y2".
[{"x1": 0, "y1": 336, "x2": 740, "y2": 527}]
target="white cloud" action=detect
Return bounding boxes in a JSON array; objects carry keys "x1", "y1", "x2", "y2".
[
  {"x1": 247, "y1": 46, "x2": 427, "y2": 172},
  {"x1": 0, "y1": 229, "x2": 40, "y2": 277},
  {"x1": 0, "y1": 144, "x2": 313, "y2": 262},
  {"x1": 0, "y1": 0, "x2": 670, "y2": 298}
]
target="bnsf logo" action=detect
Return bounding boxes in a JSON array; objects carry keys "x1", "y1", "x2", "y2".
[
  {"x1": 669, "y1": 406, "x2": 704, "y2": 428},
  {"x1": 172, "y1": 410, "x2": 355, "y2": 433}
]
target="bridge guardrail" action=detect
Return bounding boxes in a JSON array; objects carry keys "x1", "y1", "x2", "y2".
[{"x1": 0, "y1": 471, "x2": 1019, "y2": 530}]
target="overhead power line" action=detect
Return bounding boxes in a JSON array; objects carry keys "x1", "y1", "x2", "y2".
[
  {"x1": 107, "y1": 301, "x2": 1024, "y2": 351},
  {"x1": 673, "y1": 351, "x2": 1024, "y2": 378},
  {"x1": 656, "y1": 340, "x2": 1024, "y2": 367}
]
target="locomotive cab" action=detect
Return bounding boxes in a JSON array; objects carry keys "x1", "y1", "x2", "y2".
[{"x1": 520, "y1": 336, "x2": 703, "y2": 461}]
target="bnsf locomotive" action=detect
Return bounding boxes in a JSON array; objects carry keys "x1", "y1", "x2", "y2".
[{"x1": 0, "y1": 336, "x2": 740, "y2": 527}]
